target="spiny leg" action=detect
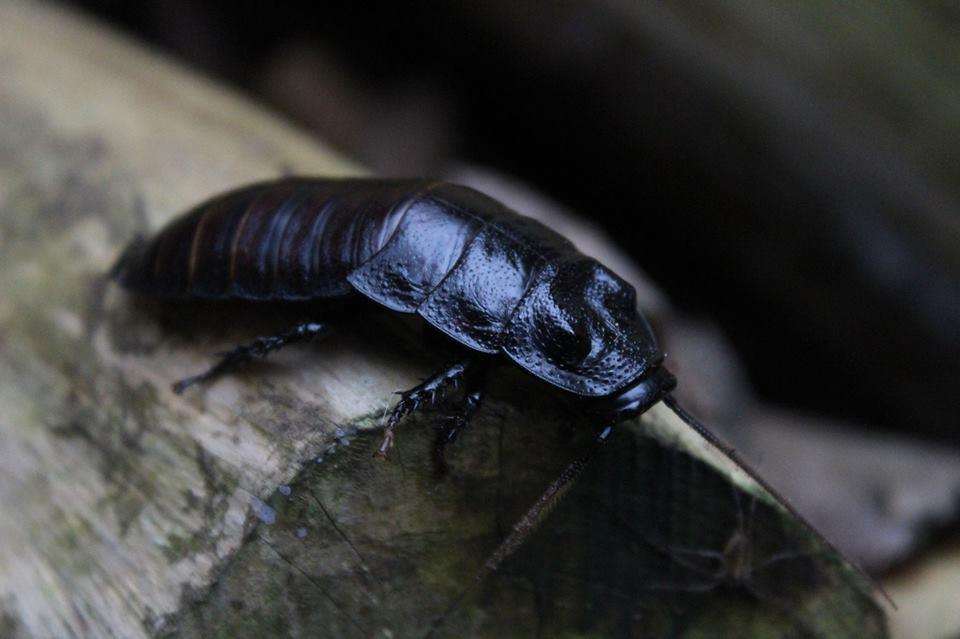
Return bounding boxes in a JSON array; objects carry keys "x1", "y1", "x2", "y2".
[
  {"x1": 433, "y1": 372, "x2": 487, "y2": 475},
  {"x1": 479, "y1": 425, "x2": 613, "y2": 578},
  {"x1": 172, "y1": 321, "x2": 330, "y2": 394},
  {"x1": 375, "y1": 358, "x2": 476, "y2": 459}
]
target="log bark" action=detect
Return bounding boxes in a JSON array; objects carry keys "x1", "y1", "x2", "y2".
[{"x1": 0, "y1": 2, "x2": 884, "y2": 637}]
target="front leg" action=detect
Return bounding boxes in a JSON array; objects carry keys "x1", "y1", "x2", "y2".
[
  {"x1": 173, "y1": 321, "x2": 330, "y2": 394},
  {"x1": 375, "y1": 358, "x2": 481, "y2": 459}
]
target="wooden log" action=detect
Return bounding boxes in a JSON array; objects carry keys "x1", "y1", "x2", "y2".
[{"x1": 0, "y1": 2, "x2": 884, "y2": 637}]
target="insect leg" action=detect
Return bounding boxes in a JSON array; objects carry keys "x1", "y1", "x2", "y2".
[
  {"x1": 172, "y1": 321, "x2": 331, "y2": 394},
  {"x1": 665, "y1": 546, "x2": 725, "y2": 573},
  {"x1": 433, "y1": 364, "x2": 488, "y2": 474},
  {"x1": 478, "y1": 425, "x2": 613, "y2": 579},
  {"x1": 375, "y1": 359, "x2": 475, "y2": 459}
]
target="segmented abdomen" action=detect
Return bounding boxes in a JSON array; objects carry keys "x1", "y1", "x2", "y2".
[
  {"x1": 114, "y1": 179, "x2": 429, "y2": 300},
  {"x1": 115, "y1": 177, "x2": 580, "y2": 355}
]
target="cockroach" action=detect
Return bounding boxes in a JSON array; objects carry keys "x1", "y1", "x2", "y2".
[{"x1": 110, "y1": 177, "x2": 883, "y2": 603}]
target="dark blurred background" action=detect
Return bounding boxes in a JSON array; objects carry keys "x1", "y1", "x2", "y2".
[{"x1": 66, "y1": 0, "x2": 960, "y2": 444}]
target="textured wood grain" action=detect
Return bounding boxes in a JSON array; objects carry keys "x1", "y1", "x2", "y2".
[{"x1": 0, "y1": 2, "x2": 884, "y2": 637}]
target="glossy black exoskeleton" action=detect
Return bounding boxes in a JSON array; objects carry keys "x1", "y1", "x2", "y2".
[{"x1": 111, "y1": 178, "x2": 876, "y2": 599}]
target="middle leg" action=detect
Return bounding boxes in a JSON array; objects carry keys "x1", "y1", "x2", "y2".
[
  {"x1": 432, "y1": 365, "x2": 487, "y2": 475},
  {"x1": 375, "y1": 358, "x2": 486, "y2": 459}
]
